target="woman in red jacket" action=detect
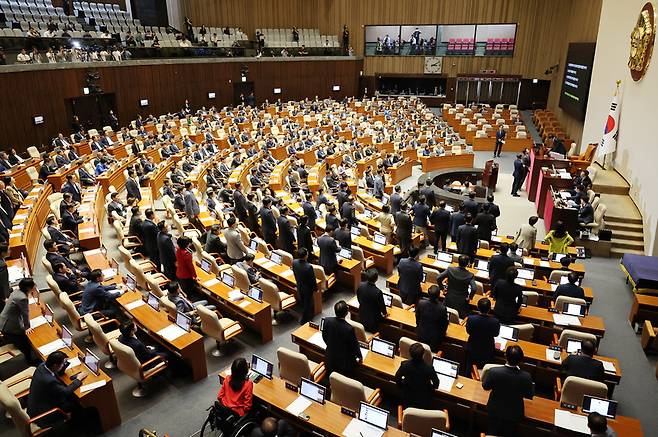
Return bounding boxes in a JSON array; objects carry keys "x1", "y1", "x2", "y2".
[
  {"x1": 175, "y1": 236, "x2": 197, "y2": 297},
  {"x1": 218, "y1": 357, "x2": 253, "y2": 416}
]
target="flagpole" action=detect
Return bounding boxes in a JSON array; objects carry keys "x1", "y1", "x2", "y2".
[{"x1": 600, "y1": 80, "x2": 622, "y2": 170}]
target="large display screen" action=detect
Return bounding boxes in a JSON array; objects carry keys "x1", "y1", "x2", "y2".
[
  {"x1": 559, "y1": 42, "x2": 596, "y2": 121},
  {"x1": 365, "y1": 23, "x2": 516, "y2": 57}
]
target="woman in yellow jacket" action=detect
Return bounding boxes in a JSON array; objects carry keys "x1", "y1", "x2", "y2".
[{"x1": 544, "y1": 220, "x2": 574, "y2": 255}]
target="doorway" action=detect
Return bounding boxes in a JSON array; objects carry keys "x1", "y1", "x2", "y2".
[
  {"x1": 65, "y1": 93, "x2": 117, "y2": 131},
  {"x1": 233, "y1": 81, "x2": 254, "y2": 106}
]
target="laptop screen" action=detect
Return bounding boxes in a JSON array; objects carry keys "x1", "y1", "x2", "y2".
[
  {"x1": 564, "y1": 303, "x2": 586, "y2": 317},
  {"x1": 249, "y1": 239, "x2": 258, "y2": 251},
  {"x1": 373, "y1": 232, "x2": 387, "y2": 245},
  {"x1": 338, "y1": 248, "x2": 352, "y2": 260},
  {"x1": 126, "y1": 273, "x2": 137, "y2": 291},
  {"x1": 517, "y1": 268, "x2": 535, "y2": 280},
  {"x1": 43, "y1": 303, "x2": 54, "y2": 325},
  {"x1": 247, "y1": 286, "x2": 263, "y2": 302},
  {"x1": 432, "y1": 357, "x2": 459, "y2": 378},
  {"x1": 84, "y1": 348, "x2": 100, "y2": 375},
  {"x1": 270, "y1": 252, "x2": 282, "y2": 265},
  {"x1": 381, "y1": 194, "x2": 389, "y2": 205},
  {"x1": 250, "y1": 354, "x2": 273, "y2": 379},
  {"x1": 382, "y1": 292, "x2": 393, "y2": 307},
  {"x1": 200, "y1": 259, "x2": 212, "y2": 274},
  {"x1": 431, "y1": 429, "x2": 458, "y2": 437},
  {"x1": 370, "y1": 337, "x2": 395, "y2": 358},
  {"x1": 61, "y1": 325, "x2": 73, "y2": 348},
  {"x1": 499, "y1": 325, "x2": 519, "y2": 341},
  {"x1": 363, "y1": 209, "x2": 373, "y2": 218},
  {"x1": 476, "y1": 259, "x2": 488, "y2": 271},
  {"x1": 351, "y1": 226, "x2": 361, "y2": 236},
  {"x1": 358, "y1": 402, "x2": 389, "y2": 430},
  {"x1": 299, "y1": 377, "x2": 326, "y2": 404},
  {"x1": 554, "y1": 253, "x2": 567, "y2": 262},
  {"x1": 566, "y1": 339, "x2": 582, "y2": 354},
  {"x1": 436, "y1": 252, "x2": 453, "y2": 263},
  {"x1": 147, "y1": 292, "x2": 159, "y2": 311},
  {"x1": 221, "y1": 272, "x2": 235, "y2": 287},
  {"x1": 175, "y1": 311, "x2": 192, "y2": 332},
  {"x1": 582, "y1": 395, "x2": 618, "y2": 419}
]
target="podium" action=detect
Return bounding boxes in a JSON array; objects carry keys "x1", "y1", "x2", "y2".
[
  {"x1": 482, "y1": 159, "x2": 499, "y2": 192},
  {"x1": 544, "y1": 188, "x2": 578, "y2": 235},
  {"x1": 535, "y1": 169, "x2": 574, "y2": 218},
  {"x1": 525, "y1": 148, "x2": 571, "y2": 201}
]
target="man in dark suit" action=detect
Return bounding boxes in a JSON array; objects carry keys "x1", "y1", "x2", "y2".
[
  {"x1": 44, "y1": 240, "x2": 84, "y2": 278},
  {"x1": 485, "y1": 195, "x2": 501, "y2": 226},
  {"x1": 205, "y1": 224, "x2": 227, "y2": 258},
  {"x1": 156, "y1": 221, "x2": 177, "y2": 280},
  {"x1": 395, "y1": 204, "x2": 413, "y2": 255},
  {"x1": 61, "y1": 174, "x2": 82, "y2": 203},
  {"x1": 233, "y1": 182, "x2": 249, "y2": 223},
  {"x1": 79, "y1": 269, "x2": 121, "y2": 317},
  {"x1": 292, "y1": 248, "x2": 318, "y2": 325},
  {"x1": 78, "y1": 166, "x2": 95, "y2": 186},
  {"x1": 415, "y1": 285, "x2": 448, "y2": 352},
  {"x1": 474, "y1": 203, "x2": 496, "y2": 242},
  {"x1": 553, "y1": 272, "x2": 585, "y2": 300},
  {"x1": 140, "y1": 209, "x2": 160, "y2": 270},
  {"x1": 340, "y1": 196, "x2": 358, "y2": 226},
  {"x1": 301, "y1": 196, "x2": 317, "y2": 231},
  {"x1": 61, "y1": 203, "x2": 84, "y2": 237},
  {"x1": 125, "y1": 170, "x2": 142, "y2": 201},
  {"x1": 398, "y1": 246, "x2": 423, "y2": 305},
  {"x1": 463, "y1": 192, "x2": 479, "y2": 218},
  {"x1": 578, "y1": 197, "x2": 594, "y2": 226},
  {"x1": 430, "y1": 200, "x2": 451, "y2": 253},
  {"x1": 52, "y1": 262, "x2": 81, "y2": 295},
  {"x1": 118, "y1": 321, "x2": 166, "y2": 365},
  {"x1": 390, "y1": 185, "x2": 403, "y2": 214},
  {"x1": 466, "y1": 298, "x2": 500, "y2": 370},
  {"x1": 46, "y1": 215, "x2": 78, "y2": 249},
  {"x1": 356, "y1": 269, "x2": 387, "y2": 333},
  {"x1": 322, "y1": 300, "x2": 362, "y2": 377},
  {"x1": 420, "y1": 180, "x2": 436, "y2": 208},
  {"x1": 494, "y1": 125, "x2": 506, "y2": 157},
  {"x1": 334, "y1": 219, "x2": 352, "y2": 249},
  {"x1": 260, "y1": 198, "x2": 277, "y2": 246},
  {"x1": 394, "y1": 342, "x2": 439, "y2": 409},
  {"x1": 449, "y1": 204, "x2": 465, "y2": 242},
  {"x1": 27, "y1": 351, "x2": 88, "y2": 427},
  {"x1": 276, "y1": 206, "x2": 296, "y2": 255},
  {"x1": 0, "y1": 152, "x2": 12, "y2": 172},
  {"x1": 511, "y1": 154, "x2": 524, "y2": 197},
  {"x1": 317, "y1": 225, "x2": 341, "y2": 275},
  {"x1": 482, "y1": 345, "x2": 534, "y2": 436},
  {"x1": 488, "y1": 242, "x2": 515, "y2": 285},
  {"x1": 456, "y1": 213, "x2": 478, "y2": 261},
  {"x1": 561, "y1": 339, "x2": 605, "y2": 382}
]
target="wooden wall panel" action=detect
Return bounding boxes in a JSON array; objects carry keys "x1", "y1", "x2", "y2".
[{"x1": 0, "y1": 58, "x2": 361, "y2": 151}]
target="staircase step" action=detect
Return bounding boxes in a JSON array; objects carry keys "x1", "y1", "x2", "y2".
[
  {"x1": 605, "y1": 215, "x2": 643, "y2": 225},
  {"x1": 611, "y1": 248, "x2": 645, "y2": 256},
  {"x1": 611, "y1": 238, "x2": 645, "y2": 251},
  {"x1": 606, "y1": 222, "x2": 644, "y2": 232},
  {"x1": 592, "y1": 184, "x2": 630, "y2": 195},
  {"x1": 608, "y1": 229, "x2": 645, "y2": 241}
]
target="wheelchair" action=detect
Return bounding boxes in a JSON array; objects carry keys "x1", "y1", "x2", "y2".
[{"x1": 200, "y1": 401, "x2": 258, "y2": 437}]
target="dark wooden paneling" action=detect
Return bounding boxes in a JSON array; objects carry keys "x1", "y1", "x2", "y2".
[{"x1": 0, "y1": 58, "x2": 362, "y2": 152}]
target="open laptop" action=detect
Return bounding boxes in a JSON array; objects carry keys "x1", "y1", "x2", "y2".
[
  {"x1": 175, "y1": 311, "x2": 192, "y2": 332},
  {"x1": 566, "y1": 339, "x2": 582, "y2": 354},
  {"x1": 358, "y1": 402, "x2": 389, "y2": 432},
  {"x1": 363, "y1": 209, "x2": 373, "y2": 219},
  {"x1": 247, "y1": 286, "x2": 263, "y2": 303},
  {"x1": 147, "y1": 292, "x2": 160, "y2": 311},
  {"x1": 431, "y1": 429, "x2": 458, "y2": 437},
  {"x1": 563, "y1": 303, "x2": 587, "y2": 317},
  {"x1": 338, "y1": 247, "x2": 352, "y2": 260},
  {"x1": 299, "y1": 377, "x2": 326, "y2": 404},
  {"x1": 84, "y1": 348, "x2": 101, "y2": 376},
  {"x1": 553, "y1": 253, "x2": 567, "y2": 263},
  {"x1": 436, "y1": 252, "x2": 453, "y2": 263},
  {"x1": 517, "y1": 268, "x2": 535, "y2": 280},
  {"x1": 475, "y1": 259, "x2": 488, "y2": 271},
  {"x1": 382, "y1": 292, "x2": 393, "y2": 307},
  {"x1": 221, "y1": 272, "x2": 235, "y2": 288},
  {"x1": 249, "y1": 239, "x2": 258, "y2": 252},
  {"x1": 43, "y1": 303, "x2": 54, "y2": 325},
  {"x1": 270, "y1": 252, "x2": 283, "y2": 265},
  {"x1": 351, "y1": 226, "x2": 361, "y2": 236},
  {"x1": 200, "y1": 259, "x2": 212, "y2": 274},
  {"x1": 433, "y1": 356, "x2": 459, "y2": 385},
  {"x1": 370, "y1": 337, "x2": 395, "y2": 358},
  {"x1": 499, "y1": 324, "x2": 520, "y2": 341},
  {"x1": 249, "y1": 354, "x2": 273, "y2": 381},
  {"x1": 582, "y1": 395, "x2": 618, "y2": 419},
  {"x1": 125, "y1": 273, "x2": 137, "y2": 291},
  {"x1": 61, "y1": 325, "x2": 74, "y2": 349},
  {"x1": 373, "y1": 232, "x2": 387, "y2": 245}
]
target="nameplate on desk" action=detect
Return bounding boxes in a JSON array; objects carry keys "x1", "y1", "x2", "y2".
[
  {"x1": 548, "y1": 307, "x2": 559, "y2": 313},
  {"x1": 80, "y1": 379, "x2": 107, "y2": 393},
  {"x1": 284, "y1": 381, "x2": 298, "y2": 392},
  {"x1": 341, "y1": 406, "x2": 356, "y2": 417},
  {"x1": 125, "y1": 299, "x2": 146, "y2": 310},
  {"x1": 309, "y1": 321, "x2": 319, "y2": 330},
  {"x1": 203, "y1": 278, "x2": 220, "y2": 287}
]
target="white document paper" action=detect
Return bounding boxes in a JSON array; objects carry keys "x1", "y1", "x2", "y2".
[
  {"x1": 203, "y1": 278, "x2": 220, "y2": 287},
  {"x1": 494, "y1": 337, "x2": 508, "y2": 350},
  {"x1": 476, "y1": 270, "x2": 489, "y2": 279},
  {"x1": 553, "y1": 314, "x2": 581, "y2": 326},
  {"x1": 359, "y1": 347, "x2": 369, "y2": 360},
  {"x1": 29, "y1": 315, "x2": 48, "y2": 329},
  {"x1": 8, "y1": 266, "x2": 25, "y2": 282},
  {"x1": 285, "y1": 395, "x2": 312, "y2": 416},
  {"x1": 514, "y1": 278, "x2": 527, "y2": 286},
  {"x1": 102, "y1": 268, "x2": 116, "y2": 280},
  {"x1": 539, "y1": 261, "x2": 551, "y2": 268},
  {"x1": 434, "y1": 260, "x2": 451, "y2": 269},
  {"x1": 554, "y1": 409, "x2": 590, "y2": 434},
  {"x1": 308, "y1": 331, "x2": 327, "y2": 349},
  {"x1": 342, "y1": 418, "x2": 385, "y2": 437},
  {"x1": 601, "y1": 360, "x2": 616, "y2": 373},
  {"x1": 438, "y1": 375, "x2": 456, "y2": 392},
  {"x1": 38, "y1": 339, "x2": 66, "y2": 356},
  {"x1": 28, "y1": 297, "x2": 38, "y2": 305},
  {"x1": 545, "y1": 348, "x2": 562, "y2": 362},
  {"x1": 523, "y1": 257, "x2": 534, "y2": 265},
  {"x1": 157, "y1": 324, "x2": 186, "y2": 342},
  {"x1": 80, "y1": 379, "x2": 107, "y2": 393},
  {"x1": 281, "y1": 269, "x2": 295, "y2": 278},
  {"x1": 491, "y1": 236, "x2": 502, "y2": 243},
  {"x1": 261, "y1": 260, "x2": 277, "y2": 269},
  {"x1": 238, "y1": 300, "x2": 251, "y2": 308},
  {"x1": 125, "y1": 299, "x2": 146, "y2": 310},
  {"x1": 85, "y1": 248, "x2": 102, "y2": 256},
  {"x1": 228, "y1": 289, "x2": 244, "y2": 301},
  {"x1": 550, "y1": 284, "x2": 558, "y2": 291}
]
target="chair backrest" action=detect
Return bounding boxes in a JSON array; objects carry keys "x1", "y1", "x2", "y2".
[
  {"x1": 480, "y1": 363, "x2": 504, "y2": 379},
  {"x1": 311, "y1": 264, "x2": 327, "y2": 291},
  {"x1": 446, "y1": 307, "x2": 460, "y2": 324},
  {"x1": 26, "y1": 166, "x2": 39, "y2": 183},
  {"x1": 424, "y1": 267, "x2": 440, "y2": 284},
  {"x1": 258, "y1": 277, "x2": 282, "y2": 310},
  {"x1": 117, "y1": 244, "x2": 133, "y2": 265},
  {"x1": 196, "y1": 304, "x2": 225, "y2": 341},
  {"x1": 522, "y1": 291, "x2": 539, "y2": 306},
  {"x1": 401, "y1": 407, "x2": 449, "y2": 435},
  {"x1": 273, "y1": 249, "x2": 293, "y2": 267},
  {"x1": 159, "y1": 295, "x2": 176, "y2": 319},
  {"x1": 129, "y1": 259, "x2": 149, "y2": 289},
  {"x1": 60, "y1": 292, "x2": 83, "y2": 331},
  {"x1": 145, "y1": 274, "x2": 167, "y2": 297},
  {"x1": 0, "y1": 382, "x2": 32, "y2": 436},
  {"x1": 558, "y1": 329, "x2": 597, "y2": 348},
  {"x1": 329, "y1": 372, "x2": 367, "y2": 411},
  {"x1": 346, "y1": 318, "x2": 368, "y2": 341},
  {"x1": 109, "y1": 339, "x2": 142, "y2": 381},
  {"x1": 559, "y1": 376, "x2": 608, "y2": 407},
  {"x1": 276, "y1": 347, "x2": 310, "y2": 385},
  {"x1": 555, "y1": 296, "x2": 587, "y2": 312},
  {"x1": 549, "y1": 270, "x2": 570, "y2": 283},
  {"x1": 389, "y1": 292, "x2": 404, "y2": 308},
  {"x1": 510, "y1": 323, "x2": 534, "y2": 341},
  {"x1": 83, "y1": 313, "x2": 112, "y2": 356},
  {"x1": 398, "y1": 336, "x2": 432, "y2": 364},
  {"x1": 41, "y1": 256, "x2": 54, "y2": 274},
  {"x1": 27, "y1": 146, "x2": 40, "y2": 159},
  {"x1": 231, "y1": 265, "x2": 250, "y2": 291}
]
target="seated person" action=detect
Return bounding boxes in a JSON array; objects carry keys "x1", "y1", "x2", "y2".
[
  {"x1": 588, "y1": 412, "x2": 617, "y2": 437},
  {"x1": 236, "y1": 253, "x2": 260, "y2": 284},
  {"x1": 561, "y1": 339, "x2": 605, "y2": 382},
  {"x1": 118, "y1": 321, "x2": 167, "y2": 369},
  {"x1": 107, "y1": 192, "x2": 126, "y2": 218},
  {"x1": 46, "y1": 215, "x2": 79, "y2": 249},
  {"x1": 79, "y1": 269, "x2": 123, "y2": 317},
  {"x1": 217, "y1": 357, "x2": 253, "y2": 417},
  {"x1": 553, "y1": 272, "x2": 585, "y2": 300},
  {"x1": 61, "y1": 203, "x2": 84, "y2": 237},
  {"x1": 44, "y1": 240, "x2": 88, "y2": 279},
  {"x1": 166, "y1": 281, "x2": 215, "y2": 318},
  {"x1": 250, "y1": 417, "x2": 295, "y2": 437},
  {"x1": 51, "y1": 262, "x2": 82, "y2": 295}
]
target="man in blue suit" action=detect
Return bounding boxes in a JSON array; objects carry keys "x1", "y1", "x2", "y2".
[
  {"x1": 511, "y1": 154, "x2": 524, "y2": 197},
  {"x1": 79, "y1": 269, "x2": 123, "y2": 317}
]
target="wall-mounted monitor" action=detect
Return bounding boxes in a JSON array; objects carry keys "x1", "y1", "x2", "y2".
[
  {"x1": 208, "y1": 92, "x2": 216, "y2": 99},
  {"x1": 364, "y1": 25, "x2": 401, "y2": 56},
  {"x1": 332, "y1": 85, "x2": 341, "y2": 91},
  {"x1": 436, "y1": 25, "x2": 476, "y2": 56},
  {"x1": 33, "y1": 116, "x2": 44, "y2": 125},
  {"x1": 139, "y1": 99, "x2": 149, "y2": 107},
  {"x1": 273, "y1": 88, "x2": 282, "y2": 94},
  {"x1": 474, "y1": 24, "x2": 517, "y2": 56},
  {"x1": 559, "y1": 42, "x2": 596, "y2": 121}
]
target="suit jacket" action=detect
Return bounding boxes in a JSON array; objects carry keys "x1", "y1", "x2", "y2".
[
  {"x1": 0, "y1": 289, "x2": 29, "y2": 335},
  {"x1": 415, "y1": 298, "x2": 448, "y2": 352},
  {"x1": 340, "y1": 202, "x2": 357, "y2": 226},
  {"x1": 463, "y1": 199, "x2": 479, "y2": 218},
  {"x1": 450, "y1": 212, "x2": 465, "y2": 240},
  {"x1": 492, "y1": 279, "x2": 523, "y2": 322},
  {"x1": 553, "y1": 283, "x2": 585, "y2": 300},
  {"x1": 125, "y1": 178, "x2": 142, "y2": 200},
  {"x1": 55, "y1": 155, "x2": 70, "y2": 167},
  {"x1": 439, "y1": 267, "x2": 476, "y2": 318},
  {"x1": 488, "y1": 253, "x2": 515, "y2": 285},
  {"x1": 515, "y1": 224, "x2": 537, "y2": 251},
  {"x1": 495, "y1": 129, "x2": 507, "y2": 143},
  {"x1": 296, "y1": 224, "x2": 313, "y2": 256},
  {"x1": 334, "y1": 228, "x2": 352, "y2": 249},
  {"x1": 394, "y1": 358, "x2": 439, "y2": 409},
  {"x1": 466, "y1": 313, "x2": 500, "y2": 366},
  {"x1": 322, "y1": 317, "x2": 362, "y2": 375},
  {"x1": 561, "y1": 354, "x2": 605, "y2": 382},
  {"x1": 456, "y1": 224, "x2": 478, "y2": 256},
  {"x1": 292, "y1": 259, "x2": 317, "y2": 298},
  {"x1": 61, "y1": 210, "x2": 83, "y2": 236},
  {"x1": 53, "y1": 272, "x2": 80, "y2": 294},
  {"x1": 317, "y1": 234, "x2": 340, "y2": 274},
  {"x1": 474, "y1": 212, "x2": 496, "y2": 241},
  {"x1": 233, "y1": 190, "x2": 248, "y2": 221},
  {"x1": 118, "y1": 334, "x2": 157, "y2": 364},
  {"x1": 301, "y1": 201, "x2": 317, "y2": 230},
  {"x1": 205, "y1": 233, "x2": 226, "y2": 256},
  {"x1": 482, "y1": 365, "x2": 534, "y2": 421},
  {"x1": 513, "y1": 159, "x2": 524, "y2": 178},
  {"x1": 357, "y1": 281, "x2": 386, "y2": 333},
  {"x1": 394, "y1": 211, "x2": 413, "y2": 243},
  {"x1": 184, "y1": 190, "x2": 200, "y2": 217},
  {"x1": 236, "y1": 261, "x2": 259, "y2": 284},
  {"x1": 430, "y1": 208, "x2": 451, "y2": 234},
  {"x1": 129, "y1": 216, "x2": 144, "y2": 240},
  {"x1": 27, "y1": 364, "x2": 82, "y2": 426},
  {"x1": 61, "y1": 181, "x2": 81, "y2": 203},
  {"x1": 260, "y1": 207, "x2": 277, "y2": 240},
  {"x1": 390, "y1": 193, "x2": 403, "y2": 214},
  {"x1": 397, "y1": 258, "x2": 423, "y2": 304},
  {"x1": 225, "y1": 228, "x2": 247, "y2": 260},
  {"x1": 47, "y1": 225, "x2": 72, "y2": 246},
  {"x1": 46, "y1": 251, "x2": 76, "y2": 272},
  {"x1": 276, "y1": 215, "x2": 296, "y2": 254},
  {"x1": 0, "y1": 259, "x2": 9, "y2": 301},
  {"x1": 79, "y1": 281, "x2": 118, "y2": 314},
  {"x1": 141, "y1": 219, "x2": 160, "y2": 266},
  {"x1": 578, "y1": 203, "x2": 594, "y2": 224}
]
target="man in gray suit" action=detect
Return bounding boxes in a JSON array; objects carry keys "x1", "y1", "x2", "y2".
[
  {"x1": 225, "y1": 216, "x2": 248, "y2": 263},
  {"x1": 514, "y1": 216, "x2": 538, "y2": 252},
  {"x1": 184, "y1": 181, "x2": 203, "y2": 231},
  {"x1": 373, "y1": 169, "x2": 385, "y2": 199},
  {"x1": 0, "y1": 278, "x2": 35, "y2": 363}
]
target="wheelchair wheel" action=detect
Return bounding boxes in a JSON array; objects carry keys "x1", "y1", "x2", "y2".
[{"x1": 200, "y1": 414, "x2": 223, "y2": 437}]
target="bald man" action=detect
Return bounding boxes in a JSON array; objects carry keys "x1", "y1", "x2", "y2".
[{"x1": 250, "y1": 417, "x2": 294, "y2": 437}]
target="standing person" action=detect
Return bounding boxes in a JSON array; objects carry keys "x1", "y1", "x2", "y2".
[
  {"x1": 474, "y1": 203, "x2": 496, "y2": 243},
  {"x1": 397, "y1": 246, "x2": 423, "y2": 305},
  {"x1": 233, "y1": 182, "x2": 249, "y2": 224},
  {"x1": 395, "y1": 203, "x2": 413, "y2": 256},
  {"x1": 276, "y1": 207, "x2": 296, "y2": 255},
  {"x1": 491, "y1": 267, "x2": 524, "y2": 325},
  {"x1": 488, "y1": 242, "x2": 515, "y2": 286},
  {"x1": 394, "y1": 342, "x2": 439, "y2": 409},
  {"x1": 449, "y1": 203, "x2": 465, "y2": 243},
  {"x1": 0, "y1": 278, "x2": 35, "y2": 363},
  {"x1": 430, "y1": 201, "x2": 451, "y2": 253},
  {"x1": 494, "y1": 125, "x2": 506, "y2": 158},
  {"x1": 184, "y1": 181, "x2": 203, "y2": 230},
  {"x1": 225, "y1": 216, "x2": 248, "y2": 263},
  {"x1": 511, "y1": 153, "x2": 524, "y2": 197},
  {"x1": 259, "y1": 197, "x2": 277, "y2": 246},
  {"x1": 141, "y1": 209, "x2": 160, "y2": 270},
  {"x1": 514, "y1": 216, "x2": 538, "y2": 252},
  {"x1": 356, "y1": 269, "x2": 387, "y2": 333},
  {"x1": 374, "y1": 204, "x2": 395, "y2": 243},
  {"x1": 292, "y1": 248, "x2": 317, "y2": 325},
  {"x1": 544, "y1": 220, "x2": 574, "y2": 255},
  {"x1": 482, "y1": 345, "x2": 534, "y2": 436},
  {"x1": 301, "y1": 194, "x2": 317, "y2": 231},
  {"x1": 184, "y1": 16, "x2": 194, "y2": 41},
  {"x1": 175, "y1": 236, "x2": 198, "y2": 298},
  {"x1": 438, "y1": 255, "x2": 477, "y2": 319},
  {"x1": 390, "y1": 185, "x2": 403, "y2": 214},
  {"x1": 415, "y1": 285, "x2": 449, "y2": 352},
  {"x1": 322, "y1": 300, "x2": 362, "y2": 377},
  {"x1": 334, "y1": 219, "x2": 352, "y2": 249},
  {"x1": 0, "y1": 244, "x2": 10, "y2": 312},
  {"x1": 456, "y1": 213, "x2": 478, "y2": 261},
  {"x1": 317, "y1": 225, "x2": 341, "y2": 275},
  {"x1": 342, "y1": 25, "x2": 350, "y2": 53},
  {"x1": 157, "y1": 221, "x2": 177, "y2": 280},
  {"x1": 217, "y1": 358, "x2": 253, "y2": 417},
  {"x1": 411, "y1": 196, "x2": 431, "y2": 248},
  {"x1": 296, "y1": 215, "x2": 313, "y2": 256},
  {"x1": 465, "y1": 298, "x2": 500, "y2": 370},
  {"x1": 463, "y1": 192, "x2": 479, "y2": 218}
]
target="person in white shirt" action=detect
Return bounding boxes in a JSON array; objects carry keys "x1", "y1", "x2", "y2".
[
  {"x1": 16, "y1": 49, "x2": 30, "y2": 64},
  {"x1": 89, "y1": 51, "x2": 98, "y2": 61},
  {"x1": 29, "y1": 48, "x2": 42, "y2": 64},
  {"x1": 43, "y1": 29, "x2": 56, "y2": 38},
  {"x1": 45, "y1": 48, "x2": 56, "y2": 63},
  {"x1": 179, "y1": 37, "x2": 192, "y2": 47},
  {"x1": 111, "y1": 49, "x2": 121, "y2": 61},
  {"x1": 99, "y1": 50, "x2": 109, "y2": 61}
]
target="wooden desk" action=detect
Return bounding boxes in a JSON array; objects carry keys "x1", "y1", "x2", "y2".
[
  {"x1": 356, "y1": 154, "x2": 380, "y2": 179},
  {"x1": 27, "y1": 297, "x2": 121, "y2": 431},
  {"x1": 543, "y1": 190, "x2": 579, "y2": 236},
  {"x1": 525, "y1": 148, "x2": 571, "y2": 202},
  {"x1": 420, "y1": 152, "x2": 475, "y2": 173},
  {"x1": 270, "y1": 144, "x2": 288, "y2": 161},
  {"x1": 387, "y1": 159, "x2": 414, "y2": 185},
  {"x1": 353, "y1": 235, "x2": 395, "y2": 275},
  {"x1": 535, "y1": 170, "x2": 575, "y2": 218},
  {"x1": 8, "y1": 184, "x2": 52, "y2": 273},
  {"x1": 84, "y1": 249, "x2": 208, "y2": 382},
  {"x1": 194, "y1": 265, "x2": 273, "y2": 343},
  {"x1": 96, "y1": 157, "x2": 137, "y2": 193},
  {"x1": 295, "y1": 147, "x2": 318, "y2": 166},
  {"x1": 47, "y1": 161, "x2": 83, "y2": 191},
  {"x1": 76, "y1": 186, "x2": 102, "y2": 250},
  {"x1": 629, "y1": 294, "x2": 658, "y2": 329},
  {"x1": 4, "y1": 159, "x2": 40, "y2": 191},
  {"x1": 472, "y1": 136, "x2": 533, "y2": 152}
]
